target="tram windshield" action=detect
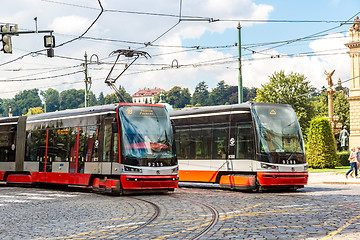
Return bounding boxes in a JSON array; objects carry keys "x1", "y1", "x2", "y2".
[
  {"x1": 252, "y1": 104, "x2": 304, "y2": 154},
  {"x1": 119, "y1": 105, "x2": 176, "y2": 167}
]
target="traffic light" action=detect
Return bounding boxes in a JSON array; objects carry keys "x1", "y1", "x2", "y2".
[
  {"x1": 1, "y1": 24, "x2": 12, "y2": 53},
  {"x1": 0, "y1": 24, "x2": 17, "y2": 54}
]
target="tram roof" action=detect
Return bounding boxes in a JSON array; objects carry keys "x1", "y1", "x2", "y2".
[
  {"x1": 169, "y1": 102, "x2": 292, "y2": 118},
  {"x1": 0, "y1": 116, "x2": 19, "y2": 124},
  {"x1": 27, "y1": 103, "x2": 119, "y2": 121},
  {"x1": 169, "y1": 103, "x2": 251, "y2": 117}
]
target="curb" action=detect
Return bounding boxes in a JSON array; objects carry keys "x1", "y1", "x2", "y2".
[{"x1": 309, "y1": 181, "x2": 360, "y2": 185}]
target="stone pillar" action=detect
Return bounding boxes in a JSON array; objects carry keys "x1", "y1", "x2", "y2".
[
  {"x1": 345, "y1": 17, "x2": 360, "y2": 148},
  {"x1": 327, "y1": 88, "x2": 335, "y2": 130}
]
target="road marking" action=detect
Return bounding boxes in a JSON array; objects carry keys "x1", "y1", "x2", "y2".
[{"x1": 320, "y1": 213, "x2": 360, "y2": 240}]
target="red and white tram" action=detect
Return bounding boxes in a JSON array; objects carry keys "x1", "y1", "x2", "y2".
[
  {"x1": 169, "y1": 102, "x2": 308, "y2": 191},
  {"x1": 0, "y1": 103, "x2": 178, "y2": 194}
]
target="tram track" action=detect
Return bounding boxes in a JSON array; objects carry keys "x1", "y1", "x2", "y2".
[
  {"x1": 173, "y1": 195, "x2": 219, "y2": 240},
  {"x1": 118, "y1": 196, "x2": 161, "y2": 238}
]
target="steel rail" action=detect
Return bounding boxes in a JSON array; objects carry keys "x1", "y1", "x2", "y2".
[
  {"x1": 173, "y1": 196, "x2": 219, "y2": 240},
  {"x1": 119, "y1": 197, "x2": 160, "y2": 238}
]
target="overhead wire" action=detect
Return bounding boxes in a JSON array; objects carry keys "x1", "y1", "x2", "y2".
[
  {"x1": 4, "y1": 65, "x2": 81, "y2": 80},
  {"x1": 0, "y1": 70, "x2": 83, "y2": 82},
  {"x1": 1, "y1": 2, "x2": 358, "y2": 97}
]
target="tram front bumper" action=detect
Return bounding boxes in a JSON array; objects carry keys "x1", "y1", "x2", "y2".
[
  {"x1": 257, "y1": 172, "x2": 308, "y2": 186},
  {"x1": 120, "y1": 175, "x2": 179, "y2": 190}
]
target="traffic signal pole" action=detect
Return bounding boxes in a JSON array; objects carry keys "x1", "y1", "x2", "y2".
[
  {"x1": 0, "y1": 23, "x2": 54, "y2": 56},
  {"x1": 237, "y1": 23, "x2": 243, "y2": 104}
]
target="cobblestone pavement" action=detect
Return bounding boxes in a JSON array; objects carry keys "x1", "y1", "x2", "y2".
[{"x1": 1, "y1": 184, "x2": 360, "y2": 240}]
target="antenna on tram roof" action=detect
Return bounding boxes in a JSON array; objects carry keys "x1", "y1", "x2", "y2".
[{"x1": 105, "y1": 49, "x2": 151, "y2": 102}]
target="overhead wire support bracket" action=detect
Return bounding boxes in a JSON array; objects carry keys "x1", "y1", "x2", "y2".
[{"x1": 105, "y1": 49, "x2": 150, "y2": 102}]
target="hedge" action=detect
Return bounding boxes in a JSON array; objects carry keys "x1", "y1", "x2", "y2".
[
  {"x1": 307, "y1": 117, "x2": 337, "y2": 168},
  {"x1": 337, "y1": 151, "x2": 350, "y2": 166}
]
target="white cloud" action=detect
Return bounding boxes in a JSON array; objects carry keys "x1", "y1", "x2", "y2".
[
  {"x1": 0, "y1": 0, "x2": 351, "y2": 103},
  {"x1": 50, "y1": 16, "x2": 93, "y2": 35},
  {"x1": 241, "y1": 33, "x2": 350, "y2": 90}
]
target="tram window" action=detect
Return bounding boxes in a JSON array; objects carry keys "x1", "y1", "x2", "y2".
[
  {"x1": 174, "y1": 128, "x2": 189, "y2": 159},
  {"x1": 212, "y1": 125, "x2": 229, "y2": 159},
  {"x1": 0, "y1": 131, "x2": 15, "y2": 162},
  {"x1": 78, "y1": 125, "x2": 100, "y2": 172},
  {"x1": 67, "y1": 128, "x2": 77, "y2": 173},
  {"x1": 113, "y1": 132, "x2": 119, "y2": 163},
  {"x1": 103, "y1": 121, "x2": 118, "y2": 162},
  {"x1": 191, "y1": 127, "x2": 211, "y2": 159},
  {"x1": 47, "y1": 129, "x2": 68, "y2": 164},
  {"x1": 103, "y1": 123, "x2": 112, "y2": 162},
  {"x1": 236, "y1": 123, "x2": 255, "y2": 159},
  {"x1": 25, "y1": 130, "x2": 47, "y2": 171},
  {"x1": 212, "y1": 114, "x2": 229, "y2": 124},
  {"x1": 191, "y1": 116, "x2": 210, "y2": 125}
]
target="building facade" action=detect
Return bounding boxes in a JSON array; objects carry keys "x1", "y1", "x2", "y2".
[
  {"x1": 345, "y1": 17, "x2": 360, "y2": 148},
  {"x1": 132, "y1": 88, "x2": 165, "y2": 104}
]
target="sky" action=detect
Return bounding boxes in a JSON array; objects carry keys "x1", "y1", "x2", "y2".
[{"x1": 0, "y1": 0, "x2": 359, "y2": 100}]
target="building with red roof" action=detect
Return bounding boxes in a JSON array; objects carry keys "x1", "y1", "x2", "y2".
[{"x1": 132, "y1": 88, "x2": 165, "y2": 104}]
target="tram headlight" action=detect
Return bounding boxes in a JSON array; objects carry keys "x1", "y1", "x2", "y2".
[
  {"x1": 124, "y1": 166, "x2": 142, "y2": 173},
  {"x1": 304, "y1": 165, "x2": 308, "y2": 171},
  {"x1": 172, "y1": 166, "x2": 179, "y2": 173},
  {"x1": 261, "y1": 163, "x2": 278, "y2": 170}
]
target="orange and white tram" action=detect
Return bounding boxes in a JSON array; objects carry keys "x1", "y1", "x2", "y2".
[
  {"x1": 169, "y1": 102, "x2": 308, "y2": 191},
  {"x1": 0, "y1": 103, "x2": 178, "y2": 194}
]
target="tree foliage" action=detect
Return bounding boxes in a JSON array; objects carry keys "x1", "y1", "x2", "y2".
[
  {"x1": 154, "y1": 86, "x2": 191, "y2": 108},
  {"x1": 60, "y1": 89, "x2": 85, "y2": 110},
  {"x1": 24, "y1": 107, "x2": 44, "y2": 116},
  {"x1": 41, "y1": 88, "x2": 60, "y2": 112},
  {"x1": 210, "y1": 80, "x2": 229, "y2": 105},
  {"x1": 192, "y1": 81, "x2": 210, "y2": 106},
  {"x1": 13, "y1": 89, "x2": 42, "y2": 116},
  {"x1": 307, "y1": 117, "x2": 337, "y2": 168},
  {"x1": 334, "y1": 91, "x2": 350, "y2": 129},
  {"x1": 255, "y1": 71, "x2": 314, "y2": 136}
]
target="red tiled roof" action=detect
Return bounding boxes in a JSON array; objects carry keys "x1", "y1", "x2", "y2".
[{"x1": 132, "y1": 88, "x2": 165, "y2": 97}]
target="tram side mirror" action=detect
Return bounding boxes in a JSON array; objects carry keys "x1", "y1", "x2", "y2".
[{"x1": 112, "y1": 118, "x2": 118, "y2": 133}]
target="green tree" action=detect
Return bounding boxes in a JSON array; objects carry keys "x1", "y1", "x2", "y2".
[
  {"x1": 104, "y1": 86, "x2": 132, "y2": 104},
  {"x1": 104, "y1": 93, "x2": 118, "y2": 104},
  {"x1": 13, "y1": 89, "x2": 42, "y2": 116},
  {"x1": 24, "y1": 107, "x2": 44, "y2": 116},
  {"x1": 255, "y1": 71, "x2": 314, "y2": 136},
  {"x1": 0, "y1": 98, "x2": 14, "y2": 117},
  {"x1": 311, "y1": 90, "x2": 327, "y2": 118},
  {"x1": 41, "y1": 88, "x2": 60, "y2": 113},
  {"x1": 210, "y1": 80, "x2": 229, "y2": 105},
  {"x1": 60, "y1": 89, "x2": 84, "y2": 110},
  {"x1": 307, "y1": 117, "x2": 337, "y2": 168},
  {"x1": 118, "y1": 85, "x2": 133, "y2": 103},
  {"x1": 226, "y1": 86, "x2": 238, "y2": 104},
  {"x1": 88, "y1": 91, "x2": 97, "y2": 106},
  {"x1": 98, "y1": 92, "x2": 105, "y2": 105},
  {"x1": 154, "y1": 86, "x2": 191, "y2": 108},
  {"x1": 244, "y1": 87, "x2": 257, "y2": 102},
  {"x1": 192, "y1": 81, "x2": 210, "y2": 106},
  {"x1": 334, "y1": 91, "x2": 350, "y2": 129}
]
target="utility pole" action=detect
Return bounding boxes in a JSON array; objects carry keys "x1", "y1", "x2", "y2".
[
  {"x1": 237, "y1": 23, "x2": 243, "y2": 104},
  {"x1": 84, "y1": 52, "x2": 89, "y2": 108}
]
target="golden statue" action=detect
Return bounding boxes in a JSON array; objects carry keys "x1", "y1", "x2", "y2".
[
  {"x1": 350, "y1": 16, "x2": 360, "y2": 32},
  {"x1": 324, "y1": 69, "x2": 335, "y2": 88}
]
